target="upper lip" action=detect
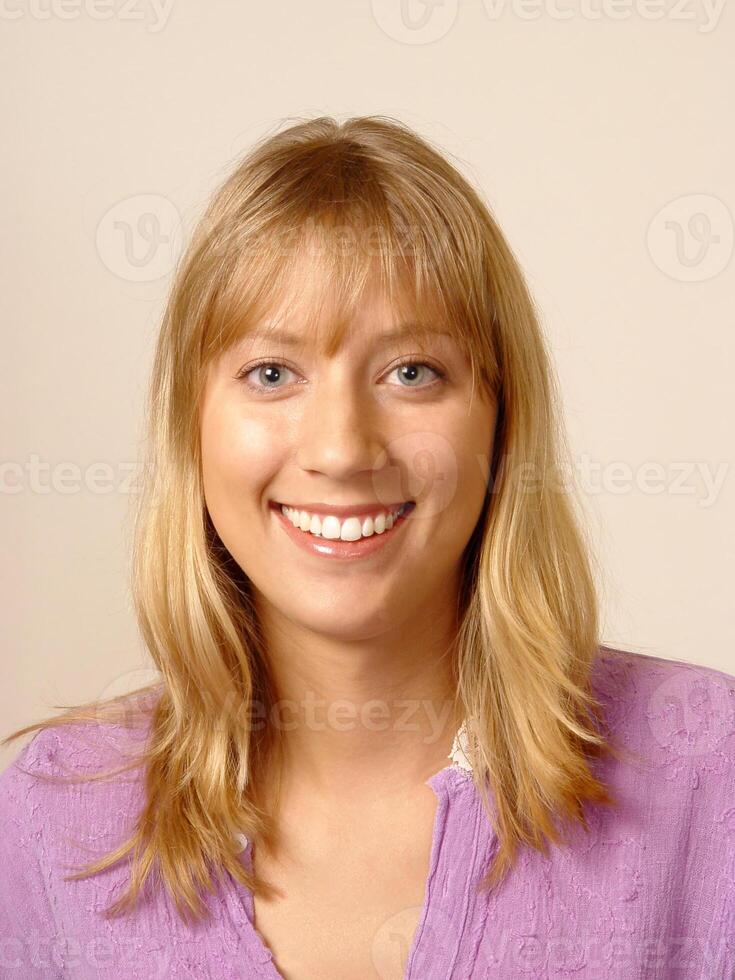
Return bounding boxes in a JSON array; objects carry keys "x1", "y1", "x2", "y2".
[{"x1": 272, "y1": 500, "x2": 413, "y2": 519}]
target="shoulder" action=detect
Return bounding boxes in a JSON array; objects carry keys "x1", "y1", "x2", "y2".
[
  {"x1": 589, "y1": 645, "x2": 735, "y2": 825},
  {"x1": 0, "y1": 702, "x2": 155, "y2": 864},
  {"x1": 590, "y1": 644, "x2": 735, "y2": 755},
  {"x1": 592, "y1": 642, "x2": 735, "y2": 692},
  {"x1": 1, "y1": 693, "x2": 156, "y2": 788},
  {"x1": 1, "y1": 717, "x2": 144, "y2": 786}
]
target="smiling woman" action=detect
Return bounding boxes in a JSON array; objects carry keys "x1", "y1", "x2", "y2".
[{"x1": 2, "y1": 115, "x2": 734, "y2": 980}]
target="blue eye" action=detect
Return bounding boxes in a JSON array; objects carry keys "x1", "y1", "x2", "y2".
[
  {"x1": 236, "y1": 361, "x2": 299, "y2": 392},
  {"x1": 386, "y1": 360, "x2": 446, "y2": 388}
]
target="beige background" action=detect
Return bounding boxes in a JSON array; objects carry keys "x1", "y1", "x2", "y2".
[{"x1": 2, "y1": 1, "x2": 733, "y2": 769}]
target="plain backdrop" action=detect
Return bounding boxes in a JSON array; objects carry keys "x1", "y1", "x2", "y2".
[{"x1": 1, "y1": 0, "x2": 733, "y2": 769}]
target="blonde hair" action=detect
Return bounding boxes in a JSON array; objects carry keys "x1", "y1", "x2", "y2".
[{"x1": 2, "y1": 114, "x2": 628, "y2": 925}]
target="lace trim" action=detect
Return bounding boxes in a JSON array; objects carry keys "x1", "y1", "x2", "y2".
[{"x1": 447, "y1": 718, "x2": 474, "y2": 773}]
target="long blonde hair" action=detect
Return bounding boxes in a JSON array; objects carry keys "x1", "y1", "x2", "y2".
[{"x1": 2, "y1": 114, "x2": 626, "y2": 925}]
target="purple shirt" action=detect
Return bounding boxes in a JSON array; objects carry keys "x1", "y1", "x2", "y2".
[{"x1": 2, "y1": 646, "x2": 734, "y2": 978}]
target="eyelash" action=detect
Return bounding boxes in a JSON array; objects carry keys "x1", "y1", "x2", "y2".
[{"x1": 234, "y1": 358, "x2": 447, "y2": 395}]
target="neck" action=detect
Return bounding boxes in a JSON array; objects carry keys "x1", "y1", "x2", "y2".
[{"x1": 252, "y1": 595, "x2": 464, "y2": 806}]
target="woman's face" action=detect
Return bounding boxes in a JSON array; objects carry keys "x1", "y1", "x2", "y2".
[{"x1": 200, "y1": 277, "x2": 498, "y2": 643}]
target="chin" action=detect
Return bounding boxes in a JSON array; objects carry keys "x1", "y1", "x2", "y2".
[{"x1": 283, "y1": 597, "x2": 401, "y2": 643}]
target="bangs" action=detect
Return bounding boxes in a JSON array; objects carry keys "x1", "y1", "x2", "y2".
[{"x1": 197, "y1": 137, "x2": 500, "y2": 398}]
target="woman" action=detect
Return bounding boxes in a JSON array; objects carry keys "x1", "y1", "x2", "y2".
[{"x1": 1, "y1": 115, "x2": 733, "y2": 980}]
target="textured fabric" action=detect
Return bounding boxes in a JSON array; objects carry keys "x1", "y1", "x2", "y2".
[{"x1": 1, "y1": 646, "x2": 734, "y2": 978}]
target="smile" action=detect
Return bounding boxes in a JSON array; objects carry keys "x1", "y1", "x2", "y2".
[{"x1": 270, "y1": 501, "x2": 416, "y2": 560}]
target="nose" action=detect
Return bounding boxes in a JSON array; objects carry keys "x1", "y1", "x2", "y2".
[{"x1": 294, "y1": 370, "x2": 385, "y2": 481}]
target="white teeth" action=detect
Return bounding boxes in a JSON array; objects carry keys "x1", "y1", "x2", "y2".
[
  {"x1": 339, "y1": 517, "x2": 363, "y2": 542},
  {"x1": 321, "y1": 516, "x2": 341, "y2": 540},
  {"x1": 280, "y1": 503, "x2": 408, "y2": 541}
]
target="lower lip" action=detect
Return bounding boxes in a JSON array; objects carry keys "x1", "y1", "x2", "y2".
[{"x1": 270, "y1": 503, "x2": 415, "y2": 560}]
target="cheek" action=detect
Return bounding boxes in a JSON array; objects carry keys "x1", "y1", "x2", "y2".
[
  {"x1": 440, "y1": 412, "x2": 496, "y2": 536},
  {"x1": 403, "y1": 408, "x2": 494, "y2": 523},
  {"x1": 201, "y1": 402, "x2": 284, "y2": 515}
]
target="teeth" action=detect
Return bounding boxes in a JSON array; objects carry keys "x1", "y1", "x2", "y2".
[{"x1": 280, "y1": 503, "x2": 408, "y2": 541}]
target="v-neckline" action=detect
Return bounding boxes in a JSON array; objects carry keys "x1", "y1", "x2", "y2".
[{"x1": 223, "y1": 754, "x2": 481, "y2": 979}]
